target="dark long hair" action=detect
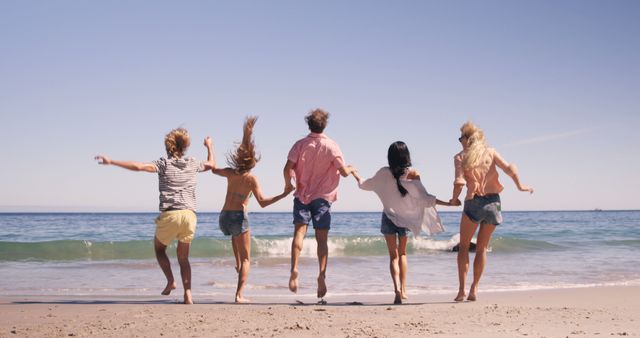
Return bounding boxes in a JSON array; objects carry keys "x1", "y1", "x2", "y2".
[{"x1": 387, "y1": 141, "x2": 411, "y2": 197}]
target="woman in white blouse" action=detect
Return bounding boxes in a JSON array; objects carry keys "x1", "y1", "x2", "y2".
[{"x1": 354, "y1": 141, "x2": 450, "y2": 304}]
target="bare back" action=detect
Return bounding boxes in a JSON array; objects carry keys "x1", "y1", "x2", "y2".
[{"x1": 221, "y1": 171, "x2": 256, "y2": 211}]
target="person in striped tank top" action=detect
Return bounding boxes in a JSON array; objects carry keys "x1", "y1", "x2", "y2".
[{"x1": 95, "y1": 128, "x2": 215, "y2": 304}]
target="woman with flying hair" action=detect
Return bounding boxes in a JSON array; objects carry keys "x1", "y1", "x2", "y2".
[
  {"x1": 449, "y1": 121, "x2": 534, "y2": 302},
  {"x1": 212, "y1": 116, "x2": 294, "y2": 303}
]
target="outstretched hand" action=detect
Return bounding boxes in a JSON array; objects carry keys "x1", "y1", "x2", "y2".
[
  {"x1": 94, "y1": 155, "x2": 111, "y2": 165},
  {"x1": 519, "y1": 185, "x2": 534, "y2": 194}
]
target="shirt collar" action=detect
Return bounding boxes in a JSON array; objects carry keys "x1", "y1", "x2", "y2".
[{"x1": 308, "y1": 132, "x2": 326, "y2": 138}]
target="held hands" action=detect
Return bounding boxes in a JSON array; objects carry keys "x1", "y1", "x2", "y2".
[
  {"x1": 94, "y1": 155, "x2": 112, "y2": 165},
  {"x1": 448, "y1": 198, "x2": 462, "y2": 206},
  {"x1": 352, "y1": 169, "x2": 362, "y2": 184},
  {"x1": 284, "y1": 183, "x2": 295, "y2": 195}
]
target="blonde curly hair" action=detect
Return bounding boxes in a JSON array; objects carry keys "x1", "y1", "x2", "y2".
[{"x1": 164, "y1": 128, "x2": 191, "y2": 158}]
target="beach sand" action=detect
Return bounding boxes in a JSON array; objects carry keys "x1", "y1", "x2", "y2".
[{"x1": 1, "y1": 286, "x2": 638, "y2": 337}]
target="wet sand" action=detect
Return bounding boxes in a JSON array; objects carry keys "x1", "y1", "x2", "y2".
[{"x1": 1, "y1": 286, "x2": 638, "y2": 337}]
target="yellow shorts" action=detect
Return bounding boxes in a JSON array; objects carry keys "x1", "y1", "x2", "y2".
[{"x1": 154, "y1": 210, "x2": 197, "y2": 246}]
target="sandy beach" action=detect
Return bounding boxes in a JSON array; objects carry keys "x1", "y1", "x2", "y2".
[{"x1": 1, "y1": 285, "x2": 638, "y2": 337}]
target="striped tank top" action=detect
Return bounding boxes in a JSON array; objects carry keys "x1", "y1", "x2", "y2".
[{"x1": 153, "y1": 157, "x2": 206, "y2": 212}]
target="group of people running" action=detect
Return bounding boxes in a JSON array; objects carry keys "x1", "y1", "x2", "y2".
[{"x1": 95, "y1": 108, "x2": 533, "y2": 305}]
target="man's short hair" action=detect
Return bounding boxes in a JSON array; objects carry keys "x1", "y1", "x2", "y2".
[{"x1": 305, "y1": 109, "x2": 329, "y2": 133}]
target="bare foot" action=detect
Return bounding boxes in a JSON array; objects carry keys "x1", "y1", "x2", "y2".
[
  {"x1": 467, "y1": 285, "x2": 477, "y2": 301},
  {"x1": 183, "y1": 290, "x2": 193, "y2": 305},
  {"x1": 235, "y1": 295, "x2": 250, "y2": 303},
  {"x1": 317, "y1": 276, "x2": 327, "y2": 298},
  {"x1": 161, "y1": 281, "x2": 177, "y2": 295},
  {"x1": 401, "y1": 292, "x2": 408, "y2": 300},
  {"x1": 454, "y1": 290, "x2": 466, "y2": 302},
  {"x1": 289, "y1": 270, "x2": 299, "y2": 293},
  {"x1": 393, "y1": 292, "x2": 402, "y2": 305}
]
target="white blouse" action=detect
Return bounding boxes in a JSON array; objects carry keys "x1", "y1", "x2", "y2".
[{"x1": 359, "y1": 167, "x2": 444, "y2": 236}]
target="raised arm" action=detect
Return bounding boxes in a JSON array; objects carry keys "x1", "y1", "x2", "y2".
[
  {"x1": 252, "y1": 176, "x2": 294, "y2": 208},
  {"x1": 202, "y1": 136, "x2": 216, "y2": 171},
  {"x1": 212, "y1": 167, "x2": 234, "y2": 177},
  {"x1": 95, "y1": 155, "x2": 157, "y2": 173},
  {"x1": 494, "y1": 151, "x2": 534, "y2": 194}
]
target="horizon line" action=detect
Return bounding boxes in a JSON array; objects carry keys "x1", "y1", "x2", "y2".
[{"x1": 0, "y1": 209, "x2": 636, "y2": 214}]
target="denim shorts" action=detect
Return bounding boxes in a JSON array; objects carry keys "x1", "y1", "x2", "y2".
[
  {"x1": 463, "y1": 194, "x2": 502, "y2": 225},
  {"x1": 380, "y1": 212, "x2": 408, "y2": 237},
  {"x1": 293, "y1": 198, "x2": 332, "y2": 230},
  {"x1": 219, "y1": 210, "x2": 249, "y2": 236}
]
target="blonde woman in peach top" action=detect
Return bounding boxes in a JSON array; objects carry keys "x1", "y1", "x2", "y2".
[{"x1": 449, "y1": 121, "x2": 534, "y2": 302}]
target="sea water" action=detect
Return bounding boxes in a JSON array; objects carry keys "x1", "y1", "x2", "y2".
[{"x1": 1, "y1": 211, "x2": 639, "y2": 300}]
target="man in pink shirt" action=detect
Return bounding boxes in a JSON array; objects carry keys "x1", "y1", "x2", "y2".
[{"x1": 283, "y1": 108, "x2": 358, "y2": 300}]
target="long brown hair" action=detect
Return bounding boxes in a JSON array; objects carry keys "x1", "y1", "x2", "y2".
[{"x1": 226, "y1": 116, "x2": 260, "y2": 174}]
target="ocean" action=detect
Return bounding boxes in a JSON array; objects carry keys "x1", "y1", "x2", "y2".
[{"x1": 1, "y1": 211, "x2": 639, "y2": 301}]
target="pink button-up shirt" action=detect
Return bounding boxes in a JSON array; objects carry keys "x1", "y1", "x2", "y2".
[
  {"x1": 287, "y1": 133, "x2": 346, "y2": 204},
  {"x1": 454, "y1": 148, "x2": 517, "y2": 201}
]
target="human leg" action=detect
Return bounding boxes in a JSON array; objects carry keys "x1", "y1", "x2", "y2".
[
  {"x1": 384, "y1": 234, "x2": 402, "y2": 304},
  {"x1": 176, "y1": 241, "x2": 193, "y2": 304},
  {"x1": 397, "y1": 235, "x2": 409, "y2": 300},
  {"x1": 468, "y1": 223, "x2": 496, "y2": 301},
  {"x1": 315, "y1": 228, "x2": 329, "y2": 298},
  {"x1": 232, "y1": 230, "x2": 252, "y2": 303},
  {"x1": 154, "y1": 237, "x2": 176, "y2": 296},
  {"x1": 220, "y1": 210, "x2": 249, "y2": 273},
  {"x1": 455, "y1": 214, "x2": 479, "y2": 301},
  {"x1": 232, "y1": 237, "x2": 241, "y2": 273},
  {"x1": 289, "y1": 223, "x2": 308, "y2": 293}
]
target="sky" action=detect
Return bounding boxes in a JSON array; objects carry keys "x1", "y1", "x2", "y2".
[{"x1": 0, "y1": 0, "x2": 638, "y2": 212}]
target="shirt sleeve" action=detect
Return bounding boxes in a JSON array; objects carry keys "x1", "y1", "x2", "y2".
[
  {"x1": 358, "y1": 168, "x2": 383, "y2": 191},
  {"x1": 406, "y1": 180, "x2": 437, "y2": 207},
  {"x1": 332, "y1": 144, "x2": 346, "y2": 169},
  {"x1": 197, "y1": 160, "x2": 207, "y2": 172},
  {"x1": 454, "y1": 153, "x2": 466, "y2": 185},
  {"x1": 287, "y1": 142, "x2": 299, "y2": 163},
  {"x1": 152, "y1": 158, "x2": 165, "y2": 175}
]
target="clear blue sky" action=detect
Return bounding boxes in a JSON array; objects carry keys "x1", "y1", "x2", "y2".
[{"x1": 1, "y1": 1, "x2": 638, "y2": 212}]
